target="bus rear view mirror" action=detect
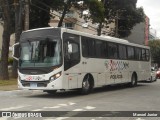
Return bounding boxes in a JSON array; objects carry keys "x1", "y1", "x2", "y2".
[{"x1": 12, "y1": 42, "x2": 20, "y2": 60}]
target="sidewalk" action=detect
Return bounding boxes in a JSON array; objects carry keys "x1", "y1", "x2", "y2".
[{"x1": 0, "y1": 85, "x2": 18, "y2": 91}]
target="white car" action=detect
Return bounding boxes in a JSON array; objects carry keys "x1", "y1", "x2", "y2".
[{"x1": 150, "y1": 67, "x2": 157, "y2": 82}]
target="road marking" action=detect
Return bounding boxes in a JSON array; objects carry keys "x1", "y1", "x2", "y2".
[
  {"x1": 43, "y1": 106, "x2": 61, "y2": 109},
  {"x1": 44, "y1": 117, "x2": 69, "y2": 120},
  {"x1": 58, "y1": 104, "x2": 67, "y2": 106},
  {"x1": 43, "y1": 102, "x2": 76, "y2": 109},
  {"x1": 84, "y1": 106, "x2": 96, "y2": 110},
  {"x1": 136, "y1": 118, "x2": 145, "y2": 120},
  {"x1": 47, "y1": 105, "x2": 95, "y2": 120},
  {"x1": 32, "y1": 109, "x2": 44, "y2": 111},
  {"x1": 0, "y1": 117, "x2": 8, "y2": 120},
  {"x1": 0, "y1": 105, "x2": 30, "y2": 111},
  {"x1": 54, "y1": 117, "x2": 70, "y2": 120},
  {"x1": 68, "y1": 102, "x2": 76, "y2": 105},
  {"x1": 72, "y1": 109, "x2": 84, "y2": 111}
]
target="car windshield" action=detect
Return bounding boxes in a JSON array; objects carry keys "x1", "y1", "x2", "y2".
[{"x1": 19, "y1": 37, "x2": 61, "y2": 67}]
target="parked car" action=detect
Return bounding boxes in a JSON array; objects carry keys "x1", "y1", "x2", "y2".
[
  {"x1": 156, "y1": 68, "x2": 160, "y2": 79},
  {"x1": 150, "y1": 67, "x2": 157, "y2": 82}
]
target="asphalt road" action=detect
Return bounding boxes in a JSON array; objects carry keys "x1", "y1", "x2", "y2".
[{"x1": 0, "y1": 80, "x2": 160, "y2": 120}]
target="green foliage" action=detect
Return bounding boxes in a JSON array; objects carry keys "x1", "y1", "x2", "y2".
[
  {"x1": 104, "y1": 0, "x2": 145, "y2": 37},
  {"x1": 0, "y1": 0, "x2": 15, "y2": 34},
  {"x1": 0, "y1": 58, "x2": 13, "y2": 65},
  {"x1": 8, "y1": 58, "x2": 13, "y2": 65},
  {"x1": 29, "y1": 0, "x2": 53, "y2": 29},
  {"x1": 148, "y1": 40, "x2": 160, "y2": 64},
  {"x1": 88, "y1": 0, "x2": 105, "y2": 23}
]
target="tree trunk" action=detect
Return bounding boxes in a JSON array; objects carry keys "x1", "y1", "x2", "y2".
[
  {"x1": 97, "y1": 22, "x2": 102, "y2": 36},
  {"x1": 24, "y1": 0, "x2": 29, "y2": 30},
  {"x1": 11, "y1": 0, "x2": 22, "y2": 78},
  {"x1": 0, "y1": 0, "x2": 11, "y2": 80},
  {"x1": 58, "y1": 0, "x2": 71, "y2": 27}
]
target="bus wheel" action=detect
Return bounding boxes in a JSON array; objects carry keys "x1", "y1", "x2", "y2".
[
  {"x1": 44, "y1": 90, "x2": 57, "y2": 94},
  {"x1": 130, "y1": 73, "x2": 137, "y2": 87},
  {"x1": 81, "y1": 75, "x2": 93, "y2": 95},
  {"x1": 150, "y1": 76, "x2": 153, "y2": 82}
]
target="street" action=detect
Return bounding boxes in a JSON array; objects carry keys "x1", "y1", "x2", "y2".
[{"x1": 0, "y1": 80, "x2": 160, "y2": 120}]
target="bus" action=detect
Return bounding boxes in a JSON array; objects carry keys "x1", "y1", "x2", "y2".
[{"x1": 12, "y1": 27, "x2": 151, "y2": 94}]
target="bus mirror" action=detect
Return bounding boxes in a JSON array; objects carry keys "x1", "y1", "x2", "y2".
[
  {"x1": 68, "y1": 43, "x2": 73, "y2": 53},
  {"x1": 12, "y1": 43, "x2": 20, "y2": 61}
]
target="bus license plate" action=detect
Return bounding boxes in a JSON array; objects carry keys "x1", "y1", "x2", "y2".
[{"x1": 30, "y1": 83, "x2": 37, "y2": 88}]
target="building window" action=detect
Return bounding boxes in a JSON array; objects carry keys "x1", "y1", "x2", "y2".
[
  {"x1": 66, "y1": 11, "x2": 74, "y2": 18},
  {"x1": 64, "y1": 23, "x2": 74, "y2": 29}
]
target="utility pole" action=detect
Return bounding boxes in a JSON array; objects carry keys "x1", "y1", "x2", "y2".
[{"x1": 24, "y1": 0, "x2": 29, "y2": 30}]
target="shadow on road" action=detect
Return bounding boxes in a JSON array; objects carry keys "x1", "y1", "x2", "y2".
[{"x1": 24, "y1": 82, "x2": 150, "y2": 99}]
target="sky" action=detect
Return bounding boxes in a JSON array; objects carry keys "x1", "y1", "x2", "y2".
[{"x1": 137, "y1": 0, "x2": 160, "y2": 38}]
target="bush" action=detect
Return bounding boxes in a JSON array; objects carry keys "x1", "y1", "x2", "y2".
[{"x1": 0, "y1": 58, "x2": 13, "y2": 65}]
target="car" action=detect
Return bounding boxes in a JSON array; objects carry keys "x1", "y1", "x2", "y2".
[
  {"x1": 150, "y1": 67, "x2": 157, "y2": 82},
  {"x1": 156, "y1": 68, "x2": 160, "y2": 79}
]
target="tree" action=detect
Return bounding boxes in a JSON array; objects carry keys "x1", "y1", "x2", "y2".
[
  {"x1": 103, "y1": 0, "x2": 145, "y2": 38},
  {"x1": 29, "y1": 0, "x2": 53, "y2": 29},
  {"x1": 87, "y1": 0, "x2": 105, "y2": 36},
  {"x1": 11, "y1": 0, "x2": 23, "y2": 78},
  {"x1": 84, "y1": 0, "x2": 144, "y2": 37},
  {"x1": 0, "y1": 0, "x2": 12, "y2": 80},
  {"x1": 148, "y1": 40, "x2": 160, "y2": 66}
]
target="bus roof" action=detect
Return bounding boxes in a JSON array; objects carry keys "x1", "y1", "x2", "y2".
[{"x1": 22, "y1": 27, "x2": 149, "y2": 49}]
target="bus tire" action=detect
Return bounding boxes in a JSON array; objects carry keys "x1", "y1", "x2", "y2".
[
  {"x1": 129, "y1": 73, "x2": 137, "y2": 87},
  {"x1": 44, "y1": 90, "x2": 57, "y2": 94},
  {"x1": 81, "y1": 74, "x2": 94, "y2": 95},
  {"x1": 150, "y1": 76, "x2": 153, "y2": 82}
]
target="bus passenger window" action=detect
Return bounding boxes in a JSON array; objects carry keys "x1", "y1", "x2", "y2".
[
  {"x1": 141, "y1": 49, "x2": 146, "y2": 61},
  {"x1": 127, "y1": 46, "x2": 135, "y2": 60},
  {"x1": 108, "y1": 43, "x2": 118, "y2": 59}
]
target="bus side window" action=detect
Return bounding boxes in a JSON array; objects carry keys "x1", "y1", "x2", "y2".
[
  {"x1": 63, "y1": 33, "x2": 80, "y2": 71},
  {"x1": 108, "y1": 42, "x2": 118, "y2": 59},
  {"x1": 146, "y1": 49, "x2": 150, "y2": 61},
  {"x1": 141, "y1": 49, "x2": 146, "y2": 61},
  {"x1": 82, "y1": 37, "x2": 89, "y2": 57},
  {"x1": 127, "y1": 46, "x2": 135, "y2": 60},
  {"x1": 118, "y1": 44, "x2": 127, "y2": 60},
  {"x1": 135, "y1": 47, "x2": 142, "y2": 61}
]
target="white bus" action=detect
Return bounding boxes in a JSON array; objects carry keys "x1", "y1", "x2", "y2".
[{"x1": 12, "y1": 27, "x2": 151, "y2": 94}]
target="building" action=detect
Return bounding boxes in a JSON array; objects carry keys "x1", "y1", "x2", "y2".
[
  {"x1": 49, "y1": 7, "x2": 114, "y2": 36},
  {"x1": 149, "y1": 28, "x2": 157, "y2": 40},
  {"x1": 124, "y1": 16, "x2": 150, "y2": 46},
  {"x1": 124, "y1": 22, "x2": 146, "y2": 45}
]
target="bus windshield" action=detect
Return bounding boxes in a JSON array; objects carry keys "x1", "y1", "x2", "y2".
[{"x1": 19, "y1": 37, "x2": 61, "y2": 67}]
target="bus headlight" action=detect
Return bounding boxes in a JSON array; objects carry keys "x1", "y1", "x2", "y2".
[{"x1": 50, "y1": 71, "x2": 62, "y2": 81}]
